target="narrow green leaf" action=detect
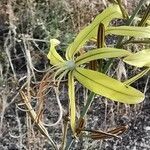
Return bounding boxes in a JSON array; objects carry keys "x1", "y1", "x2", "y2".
[
  {"x1": 66, "y1": 5, "x2": 122, "y2": 60},
  {"x1": 116, "y1": 0, "x2": 129, "y2": 19},
  {"x1": 106, "y1": 26, "x2": 150, "y2": 38},
  {"x1": 124, "y1": 68, "x2": 150, "y2": 85},
  {"x1": 47, "y1": 39, "x2": 65, "y2": 66},
  {"x1": 73, "y1": 67, "x2": 144, "y2": 104},
  {"x1": 68, "y1": 71, "x2": 76, "y2": 133},
  {"x1": 75, "y1": 48, "x2": 131, "y2": 66},
  {"x1": 123, "y1": 49, "x2": 150, "y2": 67},
  {"x1": 137, "y1": 3, "x2": 150, "y2": 27}
]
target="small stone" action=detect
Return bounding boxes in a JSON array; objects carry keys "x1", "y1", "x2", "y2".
[{"x1": 144, "y1": 126, "x2": 150, "y2": 131}]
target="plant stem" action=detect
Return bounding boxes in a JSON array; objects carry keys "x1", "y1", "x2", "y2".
[
  {"x1": 126, "y1": 0, "x2": 146, "y2": 26},
  {"x1": 80, "y1": 92, "x2": 95, "y2": 118},
  {"x1": 116, "y1": 0, "x2": 146, "y2": 48},
  {"x1": 138, "y1": 3, "x2": 150, "y2": 26},
  {"x1": 64, "y1": 92, "x2": 95, "y2": 150},
  {"x1": 116, "y1": 0, "x2": 129, "y2": 19},
  {"x1": 122, "y1": 40, "x2": 150, "y2": 45},
  {"x1": 65, "y1": 137, "x2": 75, "y2": 150},
  {"x1": 121, "y1": 3, "x2": 150, "y2": 47},
  {"x1": 61, "y1": 115, "x2": 69, "y2": 150}
]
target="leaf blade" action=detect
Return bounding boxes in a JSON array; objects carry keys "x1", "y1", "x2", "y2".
[
  {"x1": 66, "y1": 5, "x2": 122, "y2": 59},
  {"x1": 68, "y1": 71, "x2": 76, "y2": 133},
  {"x1": 123, "y1": 49, "x2": 150, "y2": 67},
  {"x1": 106, "y1": 26, "x2": 150, "y2": 38},
  {"x1": 47, "y1": 39, "x2": 65, "y2": 66},
  {"x1": 75, "y1": 48, "x2": 131, "y2": 66},
  {"x1": 73, "y1": 67, "x2": 144, "y2": 104}
]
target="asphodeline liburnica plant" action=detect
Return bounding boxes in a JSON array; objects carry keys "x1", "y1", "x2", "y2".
[{"x1": 47, "y1": 4, "x2": 150, "y2": 135}]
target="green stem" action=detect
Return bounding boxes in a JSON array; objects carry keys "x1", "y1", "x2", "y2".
[
  {"x1": 65, "y1": 90, "x2": 96, "y2": 150},
  {"x1": 61, "y1": 116, "x2": 69, "y2": 150},
  {"x1": 126, "y1": 0, "x2": 146, "y2": 26},
  {"x1": 121, "y1": 3, "x2": 150, "y2": 47},
  {"x1": 116, "y1": 0, "x2": 146, "y2": 48},
  {"x1": 80, "y1": 92, "x2": 95, "y2": 118},
  {"x1": 65, "y1": 137, "x2": 74, "y2": 150},
  {"x1": 138, "y1": 3, "x2": 150, "y2": 26},
  {"x1": 122, "y1": 39, "x2": 150, "y2": 45},
  {"x1": 116, "y1": 0, "x2": 129, "y2": 19}
]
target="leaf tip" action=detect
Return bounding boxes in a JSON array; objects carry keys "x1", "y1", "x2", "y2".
[{"x1": 50, "y1": 39, "x2": 60, "y2": 46}]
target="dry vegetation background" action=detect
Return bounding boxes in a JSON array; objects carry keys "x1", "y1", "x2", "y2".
[{"x1": 0, "y1": 0, "x2": 150, "y2": 150}]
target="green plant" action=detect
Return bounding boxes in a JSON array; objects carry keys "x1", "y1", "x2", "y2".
[
  {"x1": 47, "y1": 3, "x2": 150, "y2": 133},
  {"x1": 20, "y1": 1, "x2": 150, "y2": 150}
]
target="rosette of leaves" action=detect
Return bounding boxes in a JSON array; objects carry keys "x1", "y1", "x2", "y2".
[{"x1": 47, "y1": 4, "x2": 150, "y2": 134}]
